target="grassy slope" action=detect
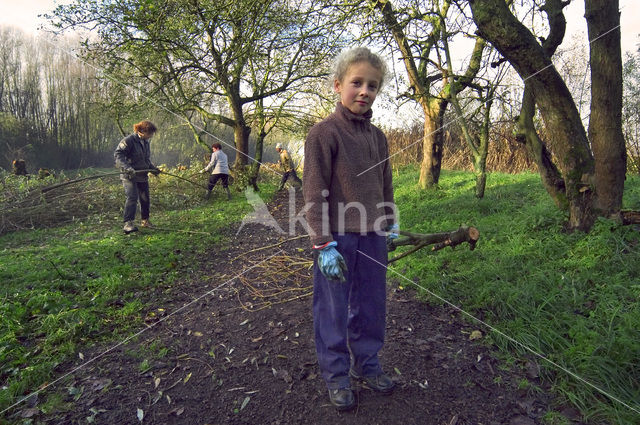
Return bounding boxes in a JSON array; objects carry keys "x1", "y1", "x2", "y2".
[
  {"x1": 1, "y1": 167, "x2": 639, "y2": 423},
  {"x1": 0, "y1": 171, "x2": 267, "y2": 417},
  {"x1": 391, "y1": 167, "x2": 640, "y2": 424}
]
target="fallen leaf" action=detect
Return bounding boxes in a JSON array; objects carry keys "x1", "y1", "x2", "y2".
[
  {"x1": 20, "y1": 408, "x2": 39, "y2": 418},
  {"x1": 136, "y1": 408, "x2": 144, "y2": 422},
  {"x1": 509, "y1": 415, "x2": 535, "y2": 425},
  {"x1": 151, "y1": 391, "x2": 163, "y2": 405},
  {"x1": 469, "y1": 330, "x2": 483, "y2": 340},
  {"x1": 154, "y1": 378, "x2": 161, "y2": 388},
  {"x1": 240, "y1": 396, "x2": 250, "y2": 410},
  {"x1": 193, "y1": 331, "x2": 203, "y2": 337},
  {"x1": 277, "y1": 369, "x2": 293, "y2": 383},
  {"x1": 169, "y1": 407, "x2": 185, "y2": 416},
  {"x1": 183, "y1": 372, "x2": 192, "y2": 384}
]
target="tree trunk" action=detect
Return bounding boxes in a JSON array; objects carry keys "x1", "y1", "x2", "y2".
[
  {"x1": 419, "y1": 100, "x2": 447, "y2": 188},
  {"x1": 586, "y1": 0, "x2": 626, "y2": 218},
  {"x1": 228, "y1": 85, "x2": 251, "y2": 168},
  {"x1": 513, "y1": 0, "x2": 569, "y2": 209},
  {"x1": 249, "y1": 130, "x2": 266, "y2": 192},
  {"x1": 419, "y1": 117, "x2": 438, "y2": 189},
  {"x1": 469, "y1": 0, "x2": 596, "y2": 231},
  {"x1": 232, "y1": 122, "x2": 251, "y2": 168},
  {"x1": 516, "y1": 85, "x2": 568, "y2": 209},
  {"x1": 473, "y1": 133, "x2": 488, "y2": 198}
]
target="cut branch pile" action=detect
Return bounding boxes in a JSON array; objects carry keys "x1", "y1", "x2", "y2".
[
  {"x1": 0, "y1": 178, "x2": 122, "y2": 235},
  {"x1": 233, "y1": 254, "x2": 313, "y2": 312},
  {"x1": 0, "y1": 169, "x2": 207, "y2": 235},
  {"x1": 388, "y1": 226, "x2": 480, "y2": 263}
]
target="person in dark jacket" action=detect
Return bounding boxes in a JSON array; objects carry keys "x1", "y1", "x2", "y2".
[{"x1": 114, "y1": 120, "x2": 160, "y2": 234}]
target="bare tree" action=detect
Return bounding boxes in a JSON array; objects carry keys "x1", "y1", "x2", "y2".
[
  {"x1": 362, "y1": 0, "x2": 487, "y2": 189},
  {"x1": 622, "y1": 51, "x2": 640, "y2": 173},
  {"x1": 441, "y1": 19, "x2": 508, "y2": 197}
]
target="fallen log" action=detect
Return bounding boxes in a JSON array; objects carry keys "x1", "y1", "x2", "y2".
[
  {"x1": 388, "y1": 226, "x2": 480, "y2": 263},
  {"x1": 621, "y1": 210, "x2": 640, "y2": 225}
]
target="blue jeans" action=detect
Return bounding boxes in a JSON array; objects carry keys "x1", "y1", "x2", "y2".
[
  {"x1": 313, "y1": 232, "x2": 388, "y2": 389},
  {"x1": 122, "y1": 179, "x2": 150, "y2": 222}
]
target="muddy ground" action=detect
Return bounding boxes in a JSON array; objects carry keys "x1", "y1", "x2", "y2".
[{"x1": 11, "y1": 190, "x2": 585, "y2": 425}]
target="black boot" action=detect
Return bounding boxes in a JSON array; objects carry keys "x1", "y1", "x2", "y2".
[
  {"x1": 349, "y1": 370, "x2": 395, "y2": 394},
  {"x1": 328, "y1": 388, "x2": 355, "y2": 411},
  {"x1": 204, "y1": 190, "x2": 211, "y2": 200},
  {"x1": 225, "y1": 187, "x2": 231, "y2": 200}
]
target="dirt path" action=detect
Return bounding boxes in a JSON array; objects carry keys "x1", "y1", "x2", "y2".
[{"x1": 24, "y1": 190, "x2": 579, "y2": 425}]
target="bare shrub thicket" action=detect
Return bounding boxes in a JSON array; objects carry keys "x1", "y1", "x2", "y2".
[{"x1": 386, "y1": 120, "x2": 537, "y2": 174}]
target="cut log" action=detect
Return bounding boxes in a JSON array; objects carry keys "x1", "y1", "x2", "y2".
[
  {"x1": 388, "y1": 226, "x2": 480, "y2": 263},
  {"x1": 621, "y1": 210, "x2": 640, "y2": 225}
]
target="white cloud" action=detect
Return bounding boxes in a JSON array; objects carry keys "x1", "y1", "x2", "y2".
[
  {"x1": 0, "y1": 0, "x2": 66, "y2": 34},
  {"x1": 564, "y1": 0, "x2": 638, "y2": 55}
]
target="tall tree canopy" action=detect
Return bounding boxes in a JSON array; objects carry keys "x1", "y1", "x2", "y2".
[{"x1": 51, "y1": 0, "x2": 344, "y2": 169}]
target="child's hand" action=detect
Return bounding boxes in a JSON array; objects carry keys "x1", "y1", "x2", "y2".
[
  {"x1": 386, "y1": 223, "x2": 399, "y2": 240},
  {"x1": 386, "y1": 223, "x2": 399, "y2": 251},
  {"x1": 314, "y1": 241, "x2": 348, "y2": 282}
]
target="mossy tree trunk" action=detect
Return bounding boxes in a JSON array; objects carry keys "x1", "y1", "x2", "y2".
[
  {"x1": 586, "y1": 0, "x2": 626, "y2": 218},
  {"x1": 513, "y1": 0, "x2": 568, "y2": 210},
  {"x1": 469, "y1": 0, "x2": 600, "y2": 231},
  {"x1": 373, "y1": 0, "x2": 449, "y2": 189},
  {"x1": 418, "y1": 102, "x2": 447, "y2": 189},
  {"x1": 441, "y1": 21, "x2": 490, "y2": 198}
]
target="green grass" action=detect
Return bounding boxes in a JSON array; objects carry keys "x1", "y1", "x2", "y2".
[
  {"x1": 0, "y1": 168, "x2": 276, "y2": 420},
  {"x1": 391, "y1": 166, "x2": 640, "y2": 424},
  {"x1": 1, "y1": 165, "x2": 639, "y2": 424}
]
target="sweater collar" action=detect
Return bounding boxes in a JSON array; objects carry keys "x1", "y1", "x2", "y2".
[{"x1": 336, "y1": 102, "x2": 372, "y2": 124}]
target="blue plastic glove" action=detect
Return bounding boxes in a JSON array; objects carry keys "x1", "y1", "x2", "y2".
[
  {"x1": 386, "y1": 223, "x2": 399, "y2": 251},
  {"x1": 386, "y1": 223, "x2": 399, "y2": 241},
  {"x1": 314, "y1": 241, "x2": 348, "y2": 282}
]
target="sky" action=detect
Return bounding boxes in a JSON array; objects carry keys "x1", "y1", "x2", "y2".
[
  {"x1": 0, "y1": 0, "x2": 638, "y2": 54},
  {"x1": 0, "y1": 0, "x2": 638, "y2": 129}
]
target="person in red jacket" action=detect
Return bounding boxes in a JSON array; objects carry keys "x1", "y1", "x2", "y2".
[{"x1": 303, "y1": 47, "x2": 399, "y2": 411}]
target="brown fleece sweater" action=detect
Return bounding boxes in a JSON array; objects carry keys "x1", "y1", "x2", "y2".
[{"x1": 303, "y1": 103, "x2": 396, "y2": 246}]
